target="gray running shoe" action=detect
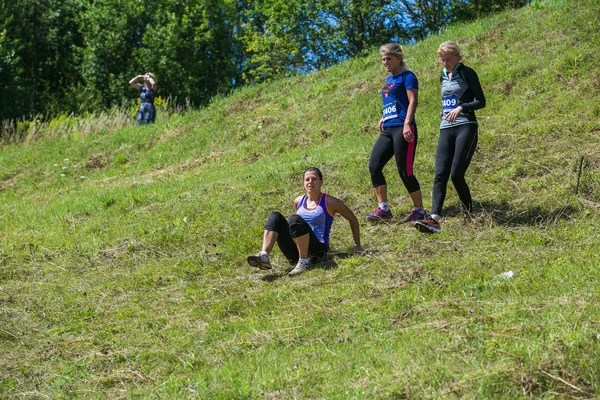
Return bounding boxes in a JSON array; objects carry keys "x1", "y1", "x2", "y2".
[
  {"x1": 288, "y1": 260, "x2": 311, "y2": 277},
  {"x1": 247, "y1": 253, "x2": 272, "y2": 270}
]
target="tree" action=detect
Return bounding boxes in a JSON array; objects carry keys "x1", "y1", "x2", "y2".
[
  {"x1": 78, "y1": 0, "x2": 240, "y2": 111},
  {"x1": 0, "y1": 0, "x2": 533, "y2": 121},
  {"x1": 139, "y1": 0, "x2": 240, "y2": 106},
  {"x1": 325, "y1": 0, "x2": 403, "y2": 58},
  {"x1": 78, "y1": 0, "x2": 159, "y2": 110},
  {"x1": 0, "y1": 28, "x2": 23, "y2": 120},
  {"x1": 238, "y1": 0, "x2": 402, "y2": 84},
  {"x1": 0, "y1": 0, "x2": 85, "y2": 119},
  {"x1": 238, "y1": 0, "x2": 315, "y2": 83},
  {"x1": 389, "y1": 0, "x2": 453, "y2": 39}
]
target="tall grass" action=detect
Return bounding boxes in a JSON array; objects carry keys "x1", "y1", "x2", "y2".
[{"x1": 0, "y1": 95, "x2": 192, "y2": 145}]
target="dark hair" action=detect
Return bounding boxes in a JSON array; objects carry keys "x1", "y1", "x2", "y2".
[{"x1": 303, "y1": 167, "x2": 323, "y2": 180}]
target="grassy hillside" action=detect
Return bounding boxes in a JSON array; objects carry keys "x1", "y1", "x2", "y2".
[{"x1": 1, "y1": 0, "x2": 599, "y2": 398}]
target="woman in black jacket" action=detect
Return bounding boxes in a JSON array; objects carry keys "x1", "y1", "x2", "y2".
[{"x1": 416, "y1": 41, "x2": 486, "y2": 233}]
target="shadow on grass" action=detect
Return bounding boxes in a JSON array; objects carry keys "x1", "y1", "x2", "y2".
[
  {"x1": 260, "y1": 250, "x2": 358, "y2": 282},
  {"x1": 261, "y1": 272, "x2": 288, "y2": 282},
  {"x1": 442, "y1": 201, "x2": 579, "y2": 226}
]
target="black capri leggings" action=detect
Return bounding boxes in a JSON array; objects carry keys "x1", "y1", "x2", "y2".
[
  {"x1": 431, "y1": 123, "x2": 478, "y2": 215},
  {"x1": 368, "y1": 125, "x2": 421, "y2": 194},
  {"x1": 265, "y1": 212, "x2": 328, "y2": 264}
]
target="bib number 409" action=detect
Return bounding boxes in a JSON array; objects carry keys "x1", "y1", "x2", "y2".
[{"x1": 442, "y1": 97, "x2": 458, "y2": 110}]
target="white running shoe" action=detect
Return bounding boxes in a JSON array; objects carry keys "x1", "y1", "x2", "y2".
[
  {"x1": 288, "y1": 260, "x2": 311, "y2": 277},
  {"x1": 247, "y1": 253, "x2": 272, "y2": 270}
]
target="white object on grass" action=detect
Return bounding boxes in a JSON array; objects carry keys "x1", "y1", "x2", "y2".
[{"x1": 497, "y1": 271, "x2": 515, "y2": 279}]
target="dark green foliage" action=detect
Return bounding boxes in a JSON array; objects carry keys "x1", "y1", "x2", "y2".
[
  {"x1": 0, "y1": 0, "x2": 532, "y2": 121},
  {"x1": 139, "y1": 0, "x2": 241, "y2": 106},
  {"x1": 0, "y1": 0, "x2": 85, "y2": 119},
  {"x1": 451, "y1": 0, "x2": 531, "y2": 22}
]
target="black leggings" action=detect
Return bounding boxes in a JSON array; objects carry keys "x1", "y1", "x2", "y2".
[
  {"x1": 265, "y1": 212, "x2": 328, "y2": 264},
  {"x1": 368, "y1": 125, "x2": 420, "y2": 194},
  {"x1": 431, "y1": 124, "x2": 478, "y2": 215}
]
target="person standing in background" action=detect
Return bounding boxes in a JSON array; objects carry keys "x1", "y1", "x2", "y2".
[
  {"x1": 129, "y1": 72, "x2": 157, "y2": 125},
  {"x1": 416, "y1": 41, "x2": 486, "y2": 233}
]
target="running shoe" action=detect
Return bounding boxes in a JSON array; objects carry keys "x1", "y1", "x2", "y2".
[
  {"x1": 247, "y1": 253, "x2": 272, "y2": 270},
  {"x1": 289, "y1": 259, "x2": 311, "y2": 277},
  {"x1": 414, "y1": 216, "x2": 441, "y2": 233},
  {"x1": 402, "y1": 208, "x2": 427, "y2": 223},
  {"x1": 366, "y1": 207, "x2": 393, "y2": 221}
]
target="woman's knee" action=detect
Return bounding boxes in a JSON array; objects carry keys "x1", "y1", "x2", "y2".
[
  {"x1": 369, "y1": 162, "x2": 386, "y2": 186},
  {"x1": 287, "y1": 214, "x2": 302, "y2": 224},
  {"x1": 450, "y1": 171, "x2": 466, "y2": 185},
  {"x1": 265, "y1": 212, "x2": 287, "y2": 231},
  {"x1": 434, "y1": 172, "x2": 449, "y2": 185},
  {"x1": 287, "y1": 214, "x2": 311, "y2": 238},
  {"x1": 268, "y1": 211, "x2": 286, "y2": 223},
  {"x1": 402, "y1": 175, "x2": 420, "y2": 194},
  {"x1": 368, "y1": 159, "x2": 382, "y2": 176}
]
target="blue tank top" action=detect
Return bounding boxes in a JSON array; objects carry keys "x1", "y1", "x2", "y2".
[{"x1": 296, "y1": 193, "x2": 334, "y2": 248}]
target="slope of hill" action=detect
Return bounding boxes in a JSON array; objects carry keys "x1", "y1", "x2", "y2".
[{"x1": 1, "y1": 0, "x2": 599, "y2": 397}]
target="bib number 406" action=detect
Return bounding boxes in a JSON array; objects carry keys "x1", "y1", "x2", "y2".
[{"x1": 382, "y1": 102, "x2": 398, "y2": 121}]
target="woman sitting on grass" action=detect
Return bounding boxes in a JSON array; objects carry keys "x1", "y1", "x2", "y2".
[{"x1": 247, "y1": 167, "x2": 363, "y2": 277}]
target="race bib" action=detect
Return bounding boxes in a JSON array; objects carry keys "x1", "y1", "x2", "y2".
[
  {"x1": 442, "y1": 96, "x2": 459, "y2": 110},
  {"x1": 382, "y1": 100, "x2": 398, "y2": 122}
]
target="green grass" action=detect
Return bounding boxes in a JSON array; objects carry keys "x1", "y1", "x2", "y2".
[{"x1": 1, "y1": 0, "x2": 600, "y2": 398}]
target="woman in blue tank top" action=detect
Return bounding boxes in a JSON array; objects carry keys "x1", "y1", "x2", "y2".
[
  {"x1": 247, "y1": 167, "x2": 363, "y2": 277},
  {"x1": 129, "y1": 72, "x2": 157, "y2": 125}
]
